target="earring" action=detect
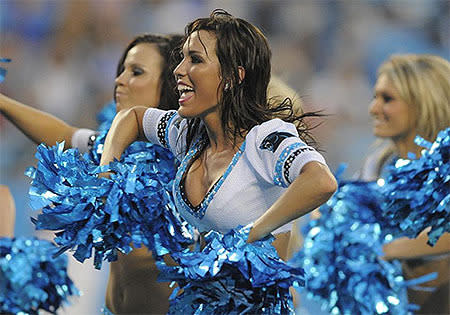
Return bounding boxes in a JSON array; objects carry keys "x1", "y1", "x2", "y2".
[{"x1": 224, "y1": 83, "x2": 230, "y2": 90}]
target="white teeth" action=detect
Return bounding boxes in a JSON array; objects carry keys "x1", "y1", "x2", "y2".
[{"x1": 178, "y1": 87, "x2": 194, "y2": 95}]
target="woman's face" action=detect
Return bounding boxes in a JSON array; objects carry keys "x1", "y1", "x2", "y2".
[
  {"x1": 174, "y1": 30, "x2": 222, "y2": 118},
  {"x1": 369, "y1": 73, "x2": 416, "y2": 141},
  {"x1": 115, "y1": 43, "x2": 164, "y2": 112}
]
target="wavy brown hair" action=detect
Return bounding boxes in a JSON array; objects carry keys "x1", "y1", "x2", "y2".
[
  {"x1": 180, "y1": 9, "x2": 321, "y2": 152},
  {"x1": 115, "y1": 34, "x2": 183, "y2": 110}
]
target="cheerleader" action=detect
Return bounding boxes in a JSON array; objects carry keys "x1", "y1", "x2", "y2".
[
  {"x1": 361, "y1": 54, "x2": 450, "y2": 314},
  {"x1": 1, "y1": 34, "x2": 184, "y2": 314},
  {"x1": 99, "y1": 9, "x2": 337, "y2": 313}
]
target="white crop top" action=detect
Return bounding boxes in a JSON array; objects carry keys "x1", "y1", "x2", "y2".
[{"x1": 143, "y1": 108, "x2": 327, "y2": 234}]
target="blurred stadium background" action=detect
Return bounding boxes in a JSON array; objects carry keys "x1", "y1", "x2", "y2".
[{"x1": 0, "y1": 1, "x2": 448, "y2": 313}]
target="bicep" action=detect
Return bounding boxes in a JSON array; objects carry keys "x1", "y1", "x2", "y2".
[{"x1": 131, "y1": 106, "x2": 149, "y2": 141}]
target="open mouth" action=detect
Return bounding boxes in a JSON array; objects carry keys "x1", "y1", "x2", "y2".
[{"x1": 177, "y1": 85, "x2": 195, "y2": 103}]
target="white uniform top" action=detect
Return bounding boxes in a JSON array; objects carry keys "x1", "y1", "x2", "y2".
[
  {"x1": 71, "y1": 128, "x2": 97, "y2": 153},
  {"x1": 143, "y1": 108, "x2": 327, "y2": 234}
]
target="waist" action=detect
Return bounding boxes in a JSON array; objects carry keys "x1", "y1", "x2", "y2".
[{"x1": 106, "y1": 248, "x2": 171, "y2": 313}]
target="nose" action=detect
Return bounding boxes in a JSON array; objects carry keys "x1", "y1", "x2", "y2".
[
  {"x1": 173, "y1": 58, "x2": 186, "y2": 79},
  {"x1": 369, "y1": 97, "x2": 380, "y2": 117},
  {"x1": 115, "y1": 70, "x2": 127, "y2": 87}
]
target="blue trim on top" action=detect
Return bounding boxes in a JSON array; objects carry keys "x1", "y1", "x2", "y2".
[
  {"x1": 157, "y1": 111, "x2": 177, "y2": 148},
  {"x1": 174, "y1": 139, "x2": 246, "y2": 219},
  {"x1": 164, "y1": 111, "x2": 178, "y2": 150},
  {"x1": 273, "y1": 142, "x2": 305, "y2": 188}
]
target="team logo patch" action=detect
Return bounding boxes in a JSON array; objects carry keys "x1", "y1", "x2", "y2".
[{"x1": 260, "y1": 132, "x2": 297, "y2": 152}]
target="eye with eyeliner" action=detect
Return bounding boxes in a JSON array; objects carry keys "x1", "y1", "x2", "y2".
[
  {"x1": 190, "y1": 54, "x2": 203, "y2": 64},
  {"x1": 132, "y1": 67, "x2": 144, "y2": 76},
  {"x1": 373, "y1": 92, "x2": 393, "y2": 103},
  {"x1": 381, "y1": 93, "x2": 393, "y2": 103}
]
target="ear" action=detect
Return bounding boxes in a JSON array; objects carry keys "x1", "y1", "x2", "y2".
[{"x1": 238, "y1": 66, "x2": 245, "y2": 84}]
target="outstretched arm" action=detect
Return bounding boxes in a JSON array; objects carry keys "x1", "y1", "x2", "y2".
[
  {"x1": 99, "y1": 106, "x2": 148, "y2": 167},
  {"x1": 0, "y1": 93, "x2": 78, "y2": 148},
  {"x1": 247, "y1": 161, "x2": 337, "y2": 242}
]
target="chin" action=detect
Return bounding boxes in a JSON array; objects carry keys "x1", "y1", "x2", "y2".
[
  {"x1": 177, "y1": 106, "x2": 195, "y2": 119},
  {"x1": 177, "y1": 107, "x2": 189, "y2": 118},
  {"x1": 373, "y1": 127, "x2": 392, "y2": 139},
  {"x1": 115, "y1": 104, "x2": 124, "y2": 112}
]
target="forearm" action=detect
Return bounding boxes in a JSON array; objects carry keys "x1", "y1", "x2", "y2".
[
  {"x1": 248, "y1": 162, "x2": 337, "y2": 242},
  {"x1": 286, "y1": 220, "x2": 303, "y2": 260},
  {"x1": 0, "y1": 93, "x2": 77, "y2": 148},
  {"x1": 383, "y1": 230, "x2": 450, "y2": 260},
  {"x1": 0, "y1": 185, "x2": 15, "y2": 237},
  {"x1": 99, "y1": 106, "x2": 147, "y2": 167}
]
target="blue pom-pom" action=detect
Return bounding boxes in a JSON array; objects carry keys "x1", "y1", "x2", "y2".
[
  {"x1": 0, "y1": 237, "x2": 79, "y2": 314},
  {"x1": 0, "y1": 57, "x2": 11, "y2": 83},
  {"x1": 96, "y1": 101, "x2": 116, "y2": 132},
  {"x1": 381, "y1": 127, "x2": 450, "y2": 245},
  {"x1": 26, "y1": 140, "x2": 193, "y2": 269},
  {"x1": 292, "y1": 181, "x2": 412, "y2": 315},
  {"x1": 159, "y1": 225, "x2": 304, "y2": 314}
]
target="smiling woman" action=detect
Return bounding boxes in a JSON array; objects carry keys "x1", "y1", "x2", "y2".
[
  {"x1": 0, "y1": 34, "x2": 185, "y2": 314},
  {"x1": 175, "y1": 30, "x2": 223, "y2": 118},
  {"x1": 370, "y1": 74, "x2": 416, "y2": 143},
  {"x1": 99, "y1": 9, "x2": 337, "y2": 313},
  {"x1": 362, "y1": 54, "x2": 450, "y2": 178},
  {"x1": 361, "y1": 54, "x2": 450, "y2": 314}
]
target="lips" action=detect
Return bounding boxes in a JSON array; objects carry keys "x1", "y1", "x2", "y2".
[
  {"x1": 372, "y1": 115, "x2": 390, "y2": 126},
  {"x1": 115, "y1": 90, "x2": 126, "y2": 99},
  {"x1": 179, "y1": 92, "x2": 194, "y2": 104},
  {"x1": 177, "y1": 81, "x2": 194, "y2": 104}
]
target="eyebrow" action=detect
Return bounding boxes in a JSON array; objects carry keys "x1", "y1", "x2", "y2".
[
  {"x1": 187, "y1": 49, "x2": 203, "y2": 55},
  {"x1": 124, "y1": 62, "x2": 144, "y2": 67}
]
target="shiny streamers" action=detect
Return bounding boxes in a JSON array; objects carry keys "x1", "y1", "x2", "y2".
[
  {"x1": 96, "y1": 101, "x2": 116, "y2": 132},
  {"x1": 86, "y1": 101, "x2": 116, "y2": 165},
  {"x1": 159, "y1": 225, "x2": 304, "y2": 314},
  {"x1": 292, "y1": 181, "x2": 411, "y2": 315},
  {"x1": 0, "y1": 58, "x2": 11, "y2": 83},
  {"x1": 0, "y1": 237, "x2": 79, "y2": 315},
  {"x1": 381, "y1": 128, "x2": 450, "y2": 246},
  {"x1": 26, "y1": 141, "x2": 193, "y2": 269}
]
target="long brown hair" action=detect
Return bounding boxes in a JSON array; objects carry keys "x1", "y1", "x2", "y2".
[{"x1": 180, "y1": 9, "x2": 321, "y2": 152}]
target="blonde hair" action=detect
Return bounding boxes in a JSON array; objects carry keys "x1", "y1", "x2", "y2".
[
  {"x1": 366, "y1": 54, "x2": 450, "y2": 178},
  {"x1": 378, "y1": 54, "x2": 450, "y2": 142},
  {"x1": 267, "y1": 76, "x2": 304, "y2": 115}
]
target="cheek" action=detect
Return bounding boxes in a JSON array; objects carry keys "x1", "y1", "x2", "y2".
[
  {"x1": 387, "y1": 107, "x2": 412, "y2": 130},
  {"x1": 144, "y1": 79, "x2": 162, "y2": 106},
  {"x1": 132, "y1": 78, "x2": 156, "y2": 97},
  {"x1": 201, "y1": 77, "x2": 221, "y2": 102}
]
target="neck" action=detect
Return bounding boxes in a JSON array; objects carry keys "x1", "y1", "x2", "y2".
[
  {"x1": 392, "y1": 132, "x2": 421, "y2": 159},
  {"x1": 201, "y1": 112, "x2": 241, "y2": 152}
]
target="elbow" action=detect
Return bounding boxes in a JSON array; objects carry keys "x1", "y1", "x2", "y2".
[
  {"x1": 325, "y1": 171, "x2": 338, "y2": 196},
  {"x1": 312, "y1": 162, "x2": 337, "y2": 202},
  {"x1": 320, "y1": 171, "x2": 337, "y2": 202}
]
